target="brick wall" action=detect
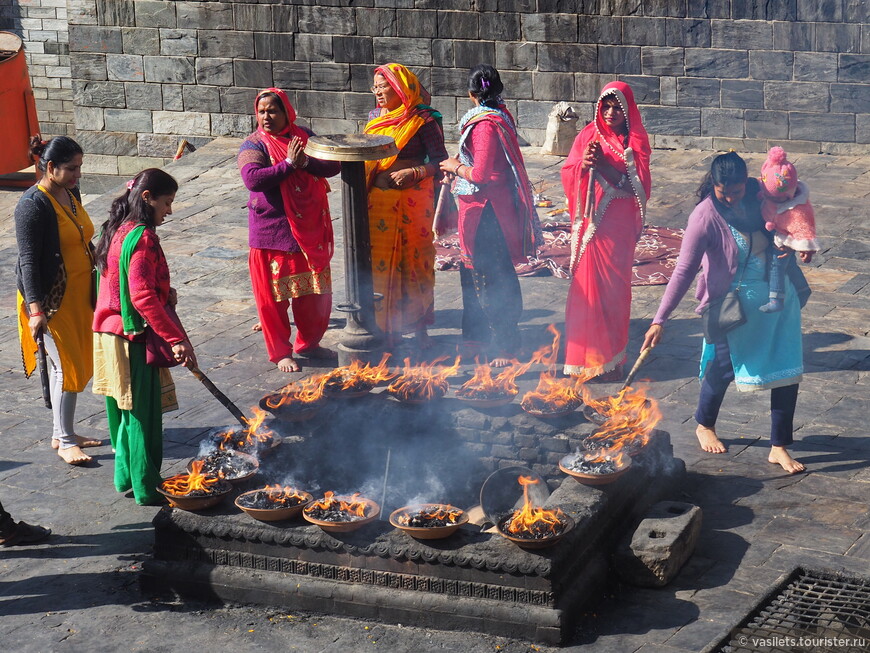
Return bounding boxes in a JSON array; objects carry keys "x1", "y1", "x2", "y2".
[{"x1": 5, "y1": 1, "x2": 870, "y2": 173}]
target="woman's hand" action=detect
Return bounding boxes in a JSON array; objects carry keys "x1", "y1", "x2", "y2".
[
  {"x1": 439, "y1": 157, "x2": 461, "y2": 177},
  {"x1": 285, "y1": 136, "x2": 308, "y2": 168},
  {"x1": 172, "y1": 340, "x2": 197, "y2": 369},
  {"x1": 641, "y1": 323, "x2": 663, "y2": 352},
  {"x1": 29, "y1": 314, "x2": 48, "y2": 341},
  {"x1": 582, "y1": 142, "x2": 601, "y2": 170},
  {"x1": 388, "y1": 168, "x2": 418, "y2": 189}
]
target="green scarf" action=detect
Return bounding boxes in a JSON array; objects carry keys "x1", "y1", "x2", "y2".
[{"x1": 119, "y1": 224, "x2": 147, "y2": 335}]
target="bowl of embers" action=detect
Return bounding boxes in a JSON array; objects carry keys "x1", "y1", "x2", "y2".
[
  {"x1": 234, "y1": 485, "x2": 313, "y2": 522},
  {"x1": 389, "y1": 503, "x2": 468, "y2": 540}
]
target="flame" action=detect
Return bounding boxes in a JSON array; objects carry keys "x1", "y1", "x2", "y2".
[
  {"x1": 387, "y1": 356, "x2": 460, "y2": 401},
  {"x1": 504, "y1": 475, "x2": 565, "y2": 536},
  {"x1": 269, "y1": 374, "x2": 328, "y2": 407},
  {"x1": 581, "y1": 383, "x2": 662, "y2": 454},
  {"x1": 520, "y1": 325, "x2": 590, "y2": 412},
  {"x1": 456, "y1": 357, "x2": 531, "y2": 399},
  {"x1": 161, "y1": 460, "x2": 220, "y2": 496},
  {"x1": 214, "y1": 406, "x2": 275, "y2": 451},
  {"x1": 580, "y1": 447, "x2": 630, "y2": 469},
  {"x1": 305, "y1": 491, "x2": 370, "y2": 518},
  {"x1": 396, "y1": 504, "x2": 464, "y2": 526},
  {"x1": 324, "y1": 353, "x2": 395, "y2": 392},
  {"x1": 262, "y1": 484, "x2": 309, "y2": 505}
]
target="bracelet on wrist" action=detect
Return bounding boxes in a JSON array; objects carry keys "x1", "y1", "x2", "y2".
[{"x1": 30, "y1": 311, "x2": 44, "y2": 318}]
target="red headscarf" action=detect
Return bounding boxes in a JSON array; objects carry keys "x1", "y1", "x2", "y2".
[
  {"x1": 254, "y1": 88, "x2": 333, "y2": 272},
  {"x1": 561, "y1": 81, "x2": 651, "y2": 229}
]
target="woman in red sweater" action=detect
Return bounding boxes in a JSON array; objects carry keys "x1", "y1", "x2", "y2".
[
  {"x1": 92, "y1": 169, "x2": 196, "y2": 506},
  {"x1": 439, "y1": 64, "x2": 539, "y2": 367}
]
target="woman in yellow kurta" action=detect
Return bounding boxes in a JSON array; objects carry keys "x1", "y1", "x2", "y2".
[
  {"x1": 15, "y1": 136, "x2": 100, "y2": 465},
  {"x1": 363, "y1": 63, "x2": 448, "y2": 349}
]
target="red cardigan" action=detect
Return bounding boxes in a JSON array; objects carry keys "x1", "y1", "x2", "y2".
[{"x1": 93, "y1": 221, "x2": 186, "y2": 344}]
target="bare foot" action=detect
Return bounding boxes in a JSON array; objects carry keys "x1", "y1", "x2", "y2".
[
  {"x1": 57, "y1": 445, "x2": 92, "y2": 465},
  {"x1": 251, "y1": 322, "x2": 262, "y2": 332},
  {"x1": 490, "y1": 357, "x2": 511, "y2": 368},
  {"x1": 52, "y1": 435, "x2": 102, "y2": 450},
  {"x1": 768, "y1": 446, "x2": 805, "y2": 474},
  {"x1": 277, "y1": 356, "x2": 300, "y2": 373},
  {"x1": 696, "y1": 424, "x2": 727, "y2": 453}
]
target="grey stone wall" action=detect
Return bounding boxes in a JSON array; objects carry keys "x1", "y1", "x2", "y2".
[{"x1": 6, "y1": 1, "x2": 870, "y2": 173}]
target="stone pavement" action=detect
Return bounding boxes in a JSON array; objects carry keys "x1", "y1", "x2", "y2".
[{"x1": 1, "y1": 139, "x2": 868, "y2": 652}]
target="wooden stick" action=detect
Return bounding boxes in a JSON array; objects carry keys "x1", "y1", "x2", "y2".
[
  {"x1": 189, "y1": 366, "x2": 248, "y2": 427},
  {"x1": 620, "y1": 347, "x2": 653, "y2": 391},
  {"x1": 36, "y1": 331, "x2": 51, "y2": 409}
]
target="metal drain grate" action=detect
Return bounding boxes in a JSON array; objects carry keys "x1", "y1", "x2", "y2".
[{"x1": 709, "y1": 567, "x2": 870, "y2": 653}]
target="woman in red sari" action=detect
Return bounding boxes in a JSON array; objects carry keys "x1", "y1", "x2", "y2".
[
  {"x1": 238, "y1": 88, "x2": 340, "y2": 372},
  {"x1": 561, "y1": 81, "x2": 651, "y2": 380}
]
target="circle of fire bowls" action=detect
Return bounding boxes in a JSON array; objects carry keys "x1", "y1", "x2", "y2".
[
  {"x1": 389, "y1": 504, "x2": 469, "y2": 540},
  {"x1": 558, "y1": 453, "x2": 633, "y2": 486},
  {"x1": 188, "y1": 450, "x2": 259, "y2": 486},
  {"x1": 303, "y1": 497, "x2": 381, "y2": 533},
  {"x1": 234, "y1": 488, "x2": 313, "y2": 522},
  {"x1": 156, "y1": 479, "x2": 233, "y2": 511},
  {"x1": 454, "y1": 392, "x2": 516, "y2": 408},
  {"x1": 496, "y1": 513, "x2": 576, "y2": 550}
]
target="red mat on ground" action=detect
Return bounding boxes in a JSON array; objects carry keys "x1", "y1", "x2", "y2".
[{"x1": 434, "y1": 223, "x2": 684, "y2": 286}]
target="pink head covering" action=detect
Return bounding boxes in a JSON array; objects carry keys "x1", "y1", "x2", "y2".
[{"x1": 761, "y1": 146, "x2": 798, "y2": 200}]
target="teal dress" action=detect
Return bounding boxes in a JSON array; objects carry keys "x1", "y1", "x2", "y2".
[{"x1": 700, "y1": 227, "x2": 803, "y2": 391}]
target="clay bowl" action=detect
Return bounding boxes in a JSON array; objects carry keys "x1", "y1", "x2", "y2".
[
  {"x1": 157, "y1": 479, "x2": 233, "y2": 511},
  {"x1": 324, "y1": 386, "x2": 372, "y2": 399},
  {"x1": 258, "y1": 394, "x2": 324, "y2": 422},
  {"x1": 389, "y1": 504, "x2": 469, "y2": 540},
  {"x1": 189, "y1": 450, "x2": 259, "y2": 486},
  {"x1": 521, "y1": 401, "x2": 581, "y2": 419},
  {"x1": 454, "y1": 392, "x2": 516, "y2": 408},
  {"x1": 496, "y1": 513, "x2": 575, "y2": 550},
  {"x1": 234, "y1": 488, "x2": 313, "y2": 522},
  {"x1": 558, "y1": 453, "x2": 633, "y2": 486},
  {"x1": 302, "y1": 497, "x2": 381, "y2": 533},
  {"x1": 582, "y1": 404, "x2": 609, "y2": 426}
]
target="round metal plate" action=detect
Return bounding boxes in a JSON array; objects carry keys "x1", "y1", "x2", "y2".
[{"x1": 304, "y1": 134, "x2": 398, "y2": 162}]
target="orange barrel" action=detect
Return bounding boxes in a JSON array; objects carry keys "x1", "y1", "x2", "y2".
[{"x1": 0, "y1": 31, "x2": 41, "y2": 175}]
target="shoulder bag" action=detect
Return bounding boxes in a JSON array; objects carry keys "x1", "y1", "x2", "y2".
[{"x1": 701, "y1": 234, "x2": 751, "y2": 342}]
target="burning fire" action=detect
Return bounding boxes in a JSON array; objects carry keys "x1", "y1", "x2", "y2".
[
  {"x1": 214, "y1": 406, "x2": 275, "y2": 451},
  {"x1": 580, "y1": 383, "x2": 662, "y2": 454},
  {"x1": 267, "y1": 374, "x2": 328, "y2": 408},
  {"x1": 305, "y1": 491, "x2": 371, "y2": 519},
  {"x1": 161, "y1": 460, "x2": 220, "y2": 496},
  {"x1": 456, "y1": 354, "x2": 536, "y2": 399},
  {"x1": 394, "y1": 504, "x2": 464, "y2": 527},
  {"x1": 519, "y1": 325, "x2": 589, "y2": 413},
  {"x1": 503, "y1": 475, "x2": 566, "y2": 537},
  {"x1": 262, "y1": 484, "x2": 310, "y2": 505},
  {"x1": 387, "y1": 356, "x2": 461, "y2": 401},
  {"x1": 323, "y1": 354, "x2": 396, "y2": 393}
]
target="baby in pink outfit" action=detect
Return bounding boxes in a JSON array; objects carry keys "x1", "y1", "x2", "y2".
[{"x1": 758, "y1": 147, "x2": 819, "y2": 312}]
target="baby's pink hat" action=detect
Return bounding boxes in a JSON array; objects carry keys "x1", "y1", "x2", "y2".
[{"x1": 761, "y1": 146, "x2": 798, "y2": 199}]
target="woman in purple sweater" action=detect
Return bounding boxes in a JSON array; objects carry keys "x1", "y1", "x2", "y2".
[
  {"x1": 238, "y1": 89, "x2": 341, "y2": 372},
  {"x1": 641, "y1": 153, "x2": 807, "y2": 474}
]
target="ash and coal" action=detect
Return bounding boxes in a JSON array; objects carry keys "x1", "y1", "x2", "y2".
[
  {"x1": 203, "y1": 426, "x2": 274, "y2": 456},
  {"x1": 243, "y1": 396, "x2": 487, "y2": 516},
  {"x1": 236, "y1": 490, "x2": 307, "y2": 510},
  {"x1": 305, "y1": 503, "x2": 370, "y2": 522},
  {"x1": 399, "y1": 507, "x2": 464, "y2": 527},
  {"x1": 497, "y1": 514, "x2": 569, "y2": 541},
  {"x1": 196, "y1": 450, "x2": 257, "y2": 479}
]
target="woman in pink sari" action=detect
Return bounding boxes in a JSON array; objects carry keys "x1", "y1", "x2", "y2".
[{"x1": 561, "y1": 81, "x2": 651, "y2": 380}]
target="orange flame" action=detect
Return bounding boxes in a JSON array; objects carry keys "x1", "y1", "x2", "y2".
[
  {"x1": 520, "y1": 325, "x2": 590, "y2": 412},
  {"x1": 269, "y1": 374, "x2": 328, "y2": 408},
  {"x1": 395, "y1": 504, "x2": 464, "y2": 526},
  {"x1": 161, "y1": 460, "x2": 220, "y2": 496},
  {"x1": 581, "y1": 383, "x2": 662, "y2": 454},
  {"x1": 305, "y1": 491, "x2": 370, "y2": 518},
  {"x1": 387, "y1": 356, "x2": 461, "y2": 401},
  {"x1": 324, "y1": 353, "x2": 396, "y2": 392},
  {"x1": 262, "y1": 484, "x2": 309, "y2": 505},
  {"x1": 504, "y1": 475, "x2": 565, "y2": 536}
]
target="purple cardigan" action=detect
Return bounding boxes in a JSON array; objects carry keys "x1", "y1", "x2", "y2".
[
  {"x1": 238, "y1": 130, "x2": 341, "y2": 251},
  {"x1": 653, "y1": 196, "x2": 742, "y2": 325}
]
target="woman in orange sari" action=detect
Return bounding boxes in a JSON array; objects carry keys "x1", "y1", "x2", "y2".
[
  {"x1": 364, "y1": 63, "x2": 448, "y2": 349},
  {"x1": 561, "y1": 82, "x2": 652, "y2": 380}
]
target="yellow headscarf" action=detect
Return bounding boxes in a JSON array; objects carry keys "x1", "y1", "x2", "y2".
[{"x1": 363, "y1": 63, "x2": 435, "y2": 183}]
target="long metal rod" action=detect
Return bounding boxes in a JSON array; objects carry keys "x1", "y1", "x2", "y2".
[{"x1": 380, "y1": 447, "x2": 392, "y2": 519}]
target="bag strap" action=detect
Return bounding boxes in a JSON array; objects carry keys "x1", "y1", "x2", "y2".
[{"x1": 733, "y1": 232, "x2": 751, "y2": 292}]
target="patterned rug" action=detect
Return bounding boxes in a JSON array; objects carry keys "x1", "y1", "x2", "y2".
[{"x1": 434, "y1": 222, "x2": 684, "y2": 286}]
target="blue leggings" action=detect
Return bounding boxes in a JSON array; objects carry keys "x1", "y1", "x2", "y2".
[{"x1": 695, "y1": 339, "x2": 799, "y2": 447}]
